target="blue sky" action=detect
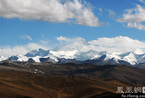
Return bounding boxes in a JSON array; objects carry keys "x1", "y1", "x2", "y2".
[{"x1": 1, "y1": 0, "x2": 145, "y2": 56}]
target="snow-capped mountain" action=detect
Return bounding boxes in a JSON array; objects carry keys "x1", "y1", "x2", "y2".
[
  {"x1": 1, "y1": 48, "x2": 145, "y2": 66},
  {"x1": 119, "y1": 52, "x2": 137, "y2": 65},
  {"x1": 8, "y1": 55, "x2": 28, "y2": 62},
  {"x1": 25, "y1": 48, "x2": 50, "y2": 57}
]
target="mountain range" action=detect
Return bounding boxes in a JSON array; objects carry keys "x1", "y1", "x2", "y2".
[
  {"x1": 1, "y1": 48, "x2": 145, "y2": 68},
  {"x1": 0, "y1": 50, "x2": 145, "y2": 97}
]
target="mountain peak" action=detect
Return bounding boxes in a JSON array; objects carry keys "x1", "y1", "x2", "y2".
[
  {"x1": 1, "y1": 48, "x2": 145, "y2": 66},
  {"x1": 25, "y1": 48, "x2": 50, "y2": 57}
]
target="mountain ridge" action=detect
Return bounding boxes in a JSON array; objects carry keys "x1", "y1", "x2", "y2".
[
  {"x1": 1, "y1": 48, "x2": 145, "y2": 68},
  {"x1": 0, "y1": 60, "x2": 145, "y2": 85}
]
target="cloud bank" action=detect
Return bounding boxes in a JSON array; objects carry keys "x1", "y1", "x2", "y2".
[
  {"x1": 1, "y1": 36, "x2": 145, "y2": 57},
  {"x1": 0, "y1": 0, "x2": 101, "y2": 27},
  {"x1": 56, "y1": 36, "x2": 145, "y2": 53},
  {"x1": 117, "y1": 5, "x2": 145, "y2": 30},
  {"x1": 0, "y1": 43, "x2": 47, "y2": 57}
]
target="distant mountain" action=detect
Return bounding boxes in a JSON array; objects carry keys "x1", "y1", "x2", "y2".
[
  {"x1": 2, "y1": 48, "x2": 145, "y2": 68},
  {"x1": 25, "y1": 48, "x2": 50, "y2": 57},
  {"x1": 8, "y1": 55, "x2": 28, "y2": 62}
]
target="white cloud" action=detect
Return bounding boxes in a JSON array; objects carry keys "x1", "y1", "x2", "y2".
[
  {"x1": 99, "y1": 8, "x2": 103, "y2": 12},
  {"x1": 108, "y1": 9, "x2": 116, "y2": 19},
  {"x1": 55, "y1": 36, "x2": 145, "y2": 53},
  {"x1": 40, "y1": 40, "x2": 49, "y2": 44},
  {"x1": 20, "y1": 34, "x2": 32, "y2": 40},
  {"x1": 0, "y1": 0, "x2": 101, "y2": 27},
  {"x1": 56, "y1": 36, "x2": 90, "y2": 51},
  {"x1": 2, "y1": 36, "x2": 145, "y2": 57},
  {"x1": 139, "y1": 0, "x2": 145, "y2": 3},
  {"x1": 56, "y1": 36, "x2": 68, "y2": 41},
  {"x1": 127, "y1": 22, "x2": 145, "y2": 30},
  {"x1": 26, "y1": 43, "x2": 47, "y2": 50},
  {"x1": 89, "y1": 36, "x2": 145, "y2": 52},
  {"x1": 117, "y1": 5, "x2": 145, "y2": 30},
  {"x1": 0, "y1": 43, "x2": 47, "y2": 57}
]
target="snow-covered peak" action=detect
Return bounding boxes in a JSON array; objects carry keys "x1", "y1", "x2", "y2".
[
  {"x1": 2, "y1": 48, "x2": 145, "y2": 66},
  {"x1": 25, "y1": 48, "x2": 50, "y2": 57},
  {"x1": 50, "y1": 50, "x2": 78, "y2": 59},
  {"x1": 30, "y1": 56, "x2": 41, "y2": 62},
  {"x1": 8, "y1": 55, "x2": 28, "y2": 62},
  {"x1": 17, "y1": 55, "x2": 28, "y2": 62},
  {"x1": 75, "y1": 50, "x2": 99, "y2": 60},
  {"x1": 122, "y1": 52, "x2": 137, "y2": 65},
  {"x1": 104, "y1": 52, "x2": 121, "y2": 61}
]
